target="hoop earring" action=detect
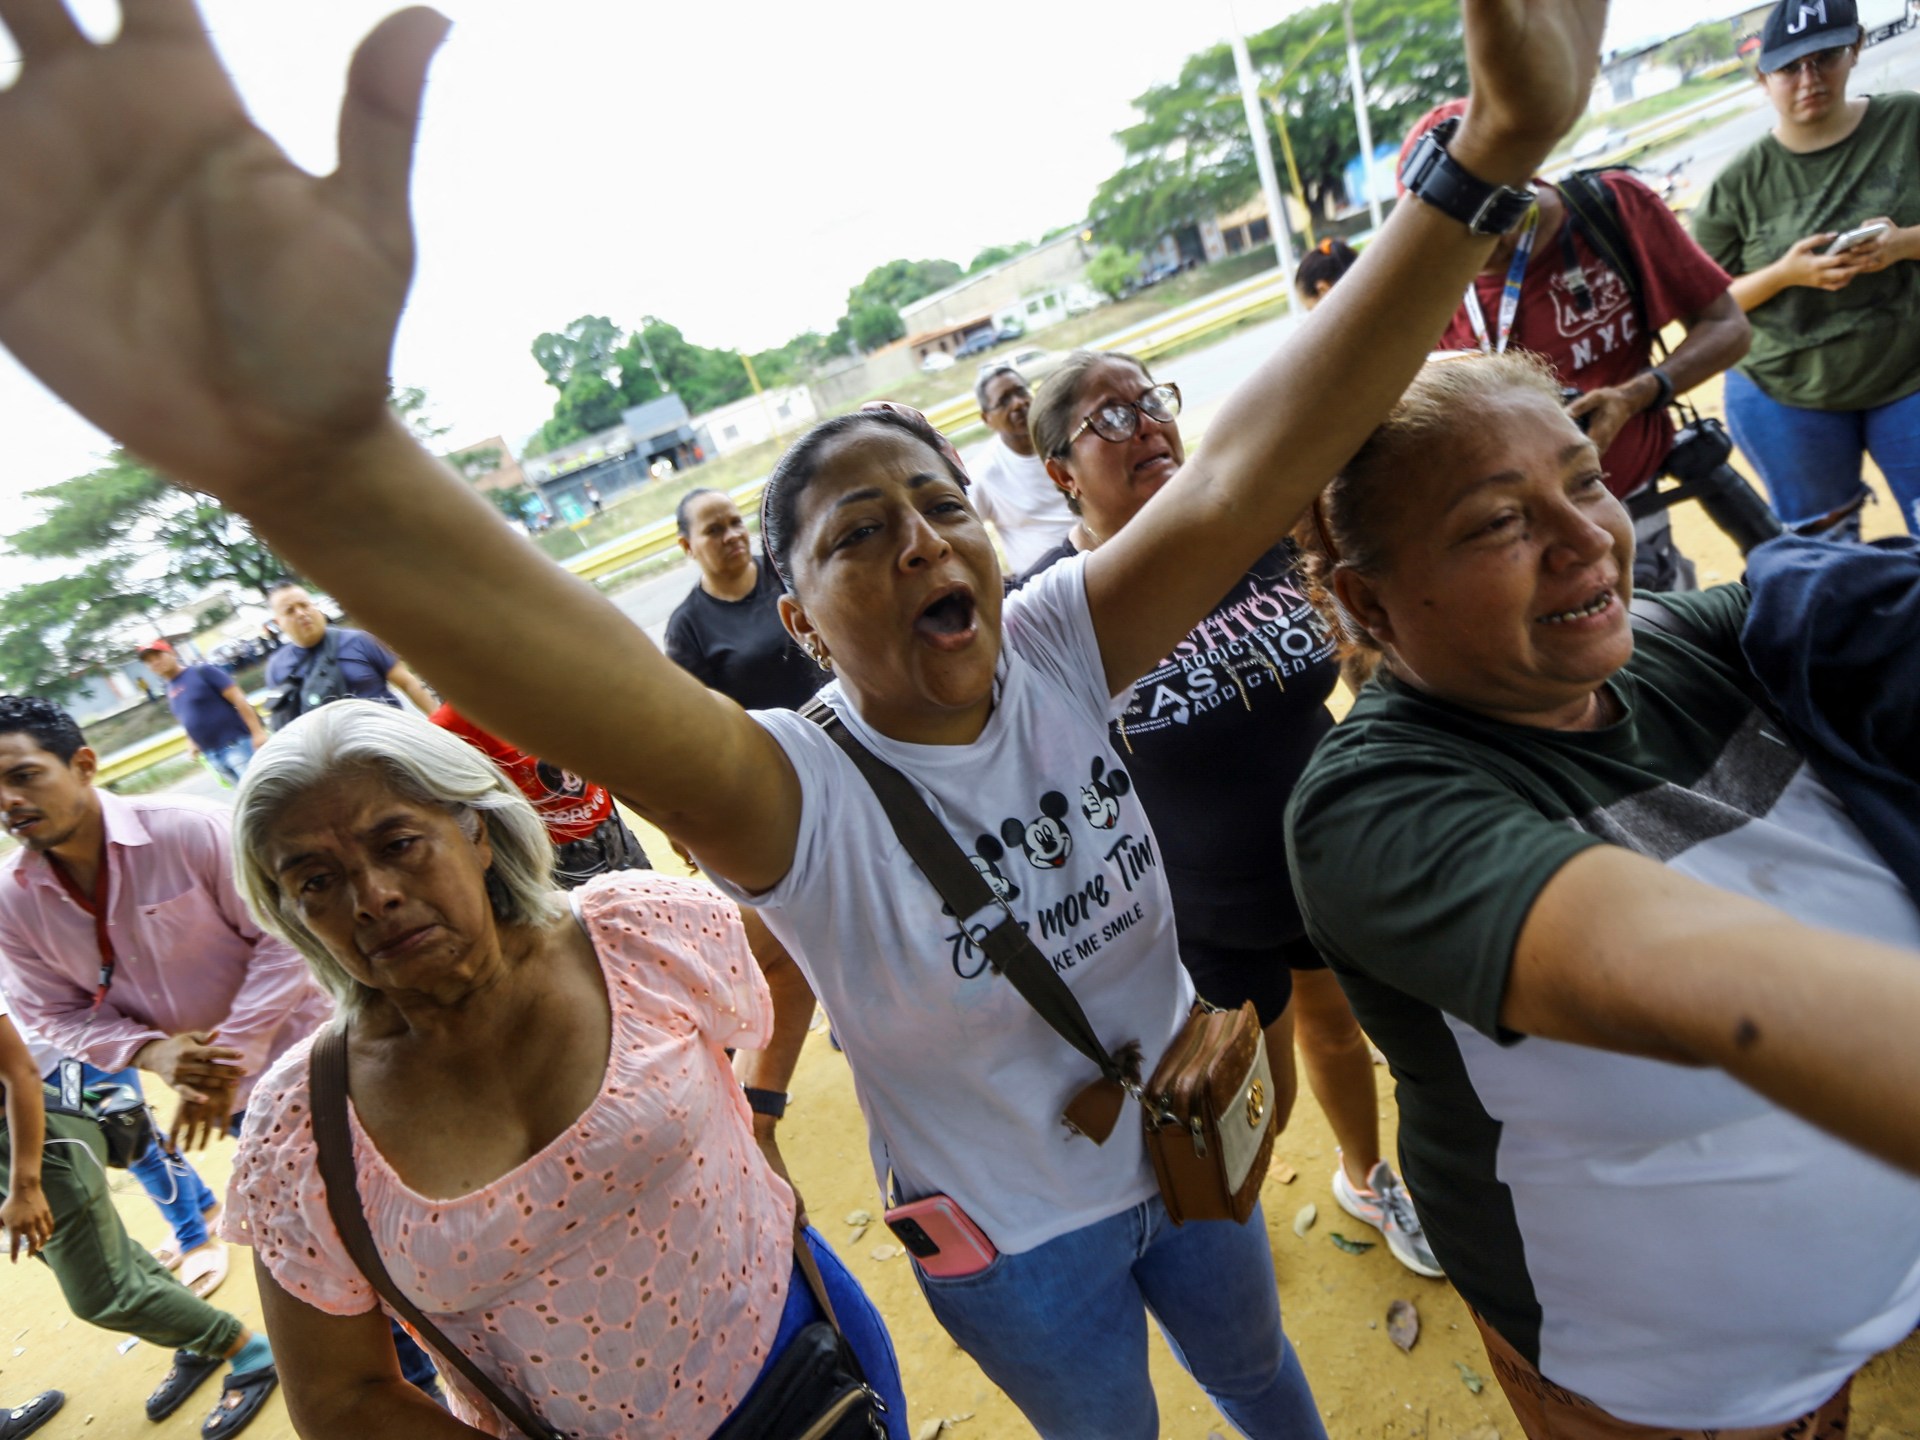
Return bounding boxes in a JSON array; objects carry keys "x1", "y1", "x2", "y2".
[{"x1": 805, "y1": 639, "x2": 832, "y2": 672}]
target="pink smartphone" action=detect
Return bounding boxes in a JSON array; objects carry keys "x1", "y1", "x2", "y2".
[{"x1": 884, "y1": 1195, "x2": 999, "y2": 1279}]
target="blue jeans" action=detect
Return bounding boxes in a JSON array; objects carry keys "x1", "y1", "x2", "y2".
[
  {"x1": 59, "y1": 1065, "x2": 219, "y2": 1252},
  {"x1": 201, "y1": 736, "x2": 256, "y2": 786},
  {"x1": 915, "y1": 1198, "x2": 1324, "y2": 1440},
  {"x1": 732, "y1": 1227, "x2": 909, "y2": 1439},
  {"x1": 1724, "y1": 368, "x2": 1920, "y2": 534}
]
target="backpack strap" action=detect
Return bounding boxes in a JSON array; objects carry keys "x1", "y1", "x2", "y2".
[{"x1": 1554, "y1": 171, "x2": 1661, "y2": 357}]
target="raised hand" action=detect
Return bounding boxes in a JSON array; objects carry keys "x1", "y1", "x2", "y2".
[
  {"x1": 1454, "y1": 0, "x2": 1612, "y2": 182},
  {"x1": 0, "y1": 0, "x2": 448, "y2": 496}
]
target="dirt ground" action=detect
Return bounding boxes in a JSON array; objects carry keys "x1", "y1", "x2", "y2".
[{"x1": 5, "y1": 386, "x2": 1919, "y2": 1439}]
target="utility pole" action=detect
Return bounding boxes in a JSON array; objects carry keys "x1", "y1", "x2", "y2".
[
  {"x1": 1227, "y1": 0, "x2": 1301, "y2": 313},
  {"x1": 1342, "y1": 0, "x2": 1385, "y2": 230}
]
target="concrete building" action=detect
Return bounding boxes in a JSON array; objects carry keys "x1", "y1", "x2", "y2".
[
  {"x1": 521, "y1": 395, "x2": 705, "y2": 523},
  {"x1": 445, "y1": 434, "x2": 527, "y2": 498},
  {"x1": 695, "y1": 385, "x2": 820, "y2": 457},
  {"x1": 898, "y1": 231, "x2": 1095, "y2": 365}
]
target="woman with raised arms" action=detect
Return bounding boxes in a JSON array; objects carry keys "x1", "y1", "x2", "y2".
[{"x1": 17, "y1": 2, "x2": 1903, "y2": 1436}]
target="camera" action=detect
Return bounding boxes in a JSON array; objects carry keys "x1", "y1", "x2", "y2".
[{"x1": 1626, "y1": 415, "x2": 1784, "y2": 556}]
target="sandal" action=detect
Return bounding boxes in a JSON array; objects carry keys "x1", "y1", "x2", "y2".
[
  {"x1": 179, "y1": 1241, "x2": 230, "y2": 1300},
  {"x1": 0, "y1": 1390, "x2": 63, "y2": 1440},
  {"x1": 153, "y1": 1199, "x2": 225, "y2": 1270},
  {"x1": 201, "y1": 1365, "x2": 278, "y2": 1439},
  {"x1": 148, "y1": 1350, "x2": 225, "y2": 1420}
]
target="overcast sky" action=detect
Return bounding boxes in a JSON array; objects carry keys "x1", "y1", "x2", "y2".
[{"x1": 1, "y1": 0, "x2": 1739, "y2": 532}]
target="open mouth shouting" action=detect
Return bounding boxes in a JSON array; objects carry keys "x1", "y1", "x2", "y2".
[
  {"x1": 913, "y1": 583, "x2": 980, "y2": 651},
  {"x1": 4, "y1": 812, "x2": 45, "y2": 841},
  {"x1": 1132, "y1": 444, "x2": 1178, "y2": 485},
  {"x1": 1536, "y1": 586, "x2": 1617, "y2": 627}
]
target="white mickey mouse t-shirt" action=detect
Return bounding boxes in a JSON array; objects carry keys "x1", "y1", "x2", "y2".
[{"x1": 712, "y1": 555, "x2": 1193, "y2": 1253}]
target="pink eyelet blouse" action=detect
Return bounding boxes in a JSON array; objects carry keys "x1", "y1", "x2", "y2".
[{"x1": 223, "y1": 872, "x2": 796, "y2": 1439}]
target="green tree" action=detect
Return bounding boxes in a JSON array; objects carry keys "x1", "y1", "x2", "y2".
[
  {"x1": 1086, "y1": 245, "x2": 1139, "y2": 300},
  {"x1": 0, "y1": 566, "x2": 158, "y2": 700},
  {"x1": 1657, "y1": 23, "x2": 1734, "y2": 79},
  {"x1": 845, "y1": 259, "x2": 964, "y2": 316},
  {"x1": 849, "y1": 303, "x2": 906, "y2": 351},
  {"x1": 968, "y1": 242, "x2": 1032, "y2": 273},
  {"x1": 531, "y1": 315, "x2": 622, "y2": 390},
  {"x1": 1090, "y1": 0, "x2": 1467, "y2": 249},
  {"x1": 388, "y1": 384, "x2": 450, "y2": 445},
  {"x1": 0, "y1": 451, "x2": 286, "y2": 696}
]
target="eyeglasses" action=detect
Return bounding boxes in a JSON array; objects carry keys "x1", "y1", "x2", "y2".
[
  {"x1": 983, "y1": 385, "x2": 1031, "y2": 414},
  {"x1": 1062, "y1": 383, "x2": 1183, "y2": 451},
  {"x1": 1770, "y1": 46, "x2": 1849, "y2": 79}
]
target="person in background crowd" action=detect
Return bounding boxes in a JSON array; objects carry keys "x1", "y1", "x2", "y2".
[
  {"x1": 1400, "y1": 100, "x2": 1751, "y2": 593},
  {"x1": 1289, "y1": 348, "x2": 1920, "y2": 1437},
  {"x1": 1295, "y1": 238, "x2": 1360, "y2": 310},
  {"x1": 584, "y1": 481, "x2": 604, "y2": 515},
  {"x1": 1, "y1": 985, "x2": 230, "y2": 1292},
  {"x1": 0, "y1": 0, "x2": 1616, "y2": 1431},
  {"x1": 221, "y1": 702, "x2": 907, "y2": 1440},
  {"x1": 139, "y1": 640, "x2": 267, "y2": 786},
  {"x1": 265, "y1": 582, "x2": 436, "y2": 718},
  {"x1": 1019, "y1": 349, "x2": 1440, "y2": 1278},
  {"x1": 428, "y1": 704, "x2": 652, "y2": 884},
  {"x1": 1691, "y1": 0, "x2": 1920, "y2": 538},
  {"x1": 0, "y1": 1002, "x2": 278, "y2": 1437},
  {"x1": 967, "y1": 364, "x2": 1076, "y2": 573},
  {"x1": 665, "y1": 489, "x2": 829, "y2": 712}
]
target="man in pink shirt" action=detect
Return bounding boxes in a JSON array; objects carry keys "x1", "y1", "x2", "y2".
[{"x1": 0, "y1": 696, "x2": 330, "y2": 1141}]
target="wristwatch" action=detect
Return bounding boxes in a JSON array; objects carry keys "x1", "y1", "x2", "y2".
[
  {"x1": 1399, "y1": 117, "x2": 1537, "y2": 236},
  {"x1": 1642, "y1": 366, "x2": 1675, "y2": 413},
  {"x1": 743, "y1": 1086, "x2": 789, "y2": 1120}
]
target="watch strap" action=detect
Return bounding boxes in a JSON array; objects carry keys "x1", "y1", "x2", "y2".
[
  {"x1": 743, "y1": 1085, "x2": 789, "y2": 1119},
  {"x1": 1400, "y1": 117, "x2": 1537, "y2": 236}
]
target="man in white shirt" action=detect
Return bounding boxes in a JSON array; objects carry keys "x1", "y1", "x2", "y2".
[{"x1": 968, "y1": 364, "x2": 1075, "y2": 574}]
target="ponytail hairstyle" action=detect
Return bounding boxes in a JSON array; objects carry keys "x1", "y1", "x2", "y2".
[{"x1": 1294, "y1": 237, "x2": 1361, "y2": 299}]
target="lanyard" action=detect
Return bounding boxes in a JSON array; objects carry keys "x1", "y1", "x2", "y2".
[
  {"x1": 49, "y1": 853, "x2": 117, "y2": 1010},
  {"x1": 1462, "y1": 205, "x2": 1540, "y2": 355}
]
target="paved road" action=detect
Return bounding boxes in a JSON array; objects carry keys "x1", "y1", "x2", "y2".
[{"x1": 609, "y1": 46, "x2": 1920, "y2": 643}]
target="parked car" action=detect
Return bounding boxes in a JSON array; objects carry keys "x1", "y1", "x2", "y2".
[
  {"x1": 1002, "y1": 346, "x2": 1065, "y2": 383},
  {"x1": 921, "y1": 350, "x2": 957, "y2": 373},
  {"x1": 953, "y1": 329, "x2": 999, "y2": 360},
  {"x1": 994, "y1": 318, "x2": 1026, "y2": 343},
  {"x1": 1138, "y1": 260, "x2": 1181, "y2": 289}
]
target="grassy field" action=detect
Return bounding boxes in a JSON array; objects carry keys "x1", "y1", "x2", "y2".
[{"x1": 1554, "y1": 69, "x2": 1750, "y2": 161}]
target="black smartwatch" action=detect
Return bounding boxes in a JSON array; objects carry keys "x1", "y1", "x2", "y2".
[
  {"x1": 1399, "y1": 116, "x2": 1537, "y2": 236},
  {"x1": 1642, "y1": 366, "x2": 1675, "y2": 413},
  {"x1": 743, "y1": 1086, "x2": 789, "y2": 1120}
]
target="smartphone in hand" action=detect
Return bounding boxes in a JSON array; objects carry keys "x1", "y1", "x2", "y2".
[{"x1": 1826, "y1": 222, "x2": 1891, "y2": 255}]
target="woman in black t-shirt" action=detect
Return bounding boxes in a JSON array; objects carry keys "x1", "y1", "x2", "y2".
[
  {"x1": 1021, "y1": 349, "x2": 1441, "y2": 1279},
  {"x1": 664, "y1": 488, "x2": 829, "y2": 711}
]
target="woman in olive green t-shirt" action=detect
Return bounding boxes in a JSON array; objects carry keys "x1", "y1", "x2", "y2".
[{"x1": 1691, "y1": 42, "x2": 1920, "y2": 536}]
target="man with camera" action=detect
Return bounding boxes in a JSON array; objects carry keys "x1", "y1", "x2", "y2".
[{"x1": 1401, "y1": 101, "x2": 1754, "y2": 590}]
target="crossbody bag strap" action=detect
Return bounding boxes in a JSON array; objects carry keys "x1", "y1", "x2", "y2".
[
  {"x1": 308, "y1": 1029, "x2": 565, "y2": 1440},
  {"x1": 798, "y1": 698, "x2": 1129, "y2": 1090}
]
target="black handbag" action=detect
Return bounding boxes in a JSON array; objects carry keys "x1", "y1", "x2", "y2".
[
  {"x1": 309, "y1": 1027, "x2": 886, "y2": 1440},
  {"x1": 45, "y1": 1058, "x2": 156, "y2": 1169}
]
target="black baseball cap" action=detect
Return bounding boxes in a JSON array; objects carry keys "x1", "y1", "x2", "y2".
[{"x1": 1758, "y1": 0, "x2": 1862, "y2": 73}]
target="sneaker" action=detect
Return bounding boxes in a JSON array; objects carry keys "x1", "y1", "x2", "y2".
[{"x1": 1332, "y1": 1156, "x2": 1444, "y2": 1279}]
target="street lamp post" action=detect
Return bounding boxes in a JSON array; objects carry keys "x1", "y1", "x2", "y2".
[
  {"x1": 1342, "y1": 0, "x2": 1385, "y2": 230},
  {"x1": 1227, "y1": 0, "x2": 1302, "y2": 313}
]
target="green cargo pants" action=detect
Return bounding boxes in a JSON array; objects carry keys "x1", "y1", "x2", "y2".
[{"x1": 1, "y1": 1110, "x2": 241, "y2": 1358}]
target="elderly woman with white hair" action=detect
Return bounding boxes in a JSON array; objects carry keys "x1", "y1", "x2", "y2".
[{"x1": 217, "y1": 701, "x2": 906, "y2": 1440}]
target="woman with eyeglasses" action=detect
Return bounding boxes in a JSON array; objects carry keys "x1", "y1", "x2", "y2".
[
  {"x1": 1691, "y1": 0, "x2": 1920, "y2": 537},
  {"x1": 1017, "y1": 353, "x2": 1441, "y2": 1280},
  {"x1": 0, "y1": 0, "x2": 1613, "y2": 1431}
]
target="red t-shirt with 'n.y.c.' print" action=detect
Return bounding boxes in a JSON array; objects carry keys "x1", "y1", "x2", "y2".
[{"x1": 1439, "y1": 173, "x2": 1731, "y2": 499}]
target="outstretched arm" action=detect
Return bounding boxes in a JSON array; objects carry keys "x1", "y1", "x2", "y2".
[
  {"x1": 1511, "y1": 845, "x2": 1920, "y2": 1178},
  {"x1": 1084, "y1": 0, "x2": 1609, "y2": 693},
  {"x1": 0, "y1": 2, "x2": 799, "y2": 890}
]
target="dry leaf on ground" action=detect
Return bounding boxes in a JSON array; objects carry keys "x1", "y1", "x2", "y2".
[{"x1": 1387, "y1": 1298, "x2": 1419, "y2": 1353}]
